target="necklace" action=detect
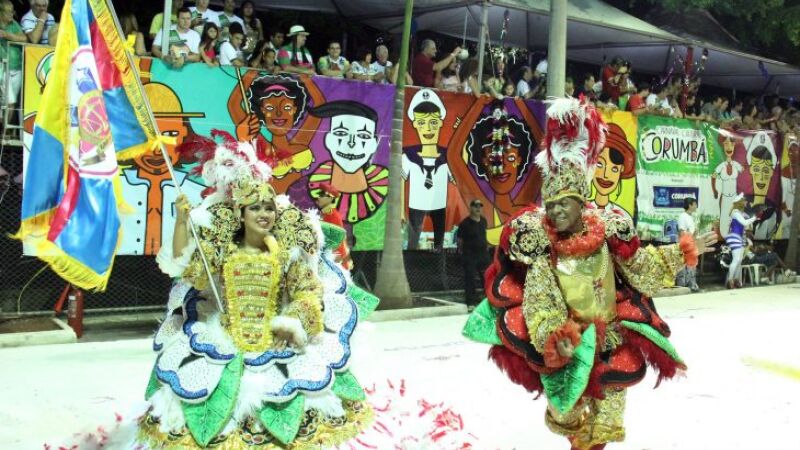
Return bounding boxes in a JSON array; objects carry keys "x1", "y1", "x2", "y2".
[{"x1": 543, "y1": 212, "x2": 606, "y2": 257}]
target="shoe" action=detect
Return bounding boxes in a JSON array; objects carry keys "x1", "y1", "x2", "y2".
[
  {"x1": 467, "y1": 305, "x2": 476, "y2": 313},
  {"x1": 735, "y1": 280, "x2": 742, "y2": 289}
]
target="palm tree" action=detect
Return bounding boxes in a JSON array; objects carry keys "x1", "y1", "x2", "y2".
[{"x1": 373, "y1": 0, "x2": 413, "y2": 308}]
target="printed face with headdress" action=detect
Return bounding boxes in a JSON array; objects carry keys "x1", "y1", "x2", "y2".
[
  {"x1": 746, "y1": 132, "x2": 777, "y2": 198},
  {"x1": 249, "y1": 76, "x2": 308, "y2": 138},
  {"x1": 593, "y1": 123, "x2": 634, "y2": 197},
  {"x1": 468, "y1": 106, "x2": 532, "y2": 195}
]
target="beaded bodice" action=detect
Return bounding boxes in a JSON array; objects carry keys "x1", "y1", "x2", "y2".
[
  {"x1": 554, "y1": 244, "x2": 617, "y2": 323},
  {"x1": 222, "y1": 251, "x2": 283, "y2": 352}
]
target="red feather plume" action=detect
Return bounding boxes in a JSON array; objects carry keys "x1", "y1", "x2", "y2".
[{"x1": 488, "y1": 345, "x2": 543, "y2": 395}]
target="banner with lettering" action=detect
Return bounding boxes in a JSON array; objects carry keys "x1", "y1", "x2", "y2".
[
  {"x1": 635, "y1": 115, "x2": 723, "y2": 242},
  {"x1": 401, "y1": 88, "x2": 545, "y2": 247},
  {"x1": 22, "y1": 48, "x2": 395, "y2": 253}
]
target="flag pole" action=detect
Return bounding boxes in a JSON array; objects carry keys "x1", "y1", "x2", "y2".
[{"x1": 105, "y1": 0, "x2": 225, "y2": 313}]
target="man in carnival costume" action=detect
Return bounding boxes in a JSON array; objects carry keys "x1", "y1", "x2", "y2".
[{"x1": 463, "y1": 97, "x2": 716, "y2": 449}]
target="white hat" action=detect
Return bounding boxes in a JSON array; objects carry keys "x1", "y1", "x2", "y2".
[
  {"x1": 744, "y1": 130, "x2": 776, "y2": 166},
  {"x1": 287, "y1": 25, "x2": 310, "y2": 37},
  {"x1": 535, "y1": 59, "x2": 548, "y2": 74},
  {"x1": 407, "y1": 88, "x2": 446, "y2": 121}
]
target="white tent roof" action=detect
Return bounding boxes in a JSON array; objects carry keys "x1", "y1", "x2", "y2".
[{"x1": 251, "y1": 0, "x2": 800, "y2": 96}]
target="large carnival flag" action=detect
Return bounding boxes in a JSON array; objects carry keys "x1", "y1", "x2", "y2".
[{"x1": 14, "y1": 0, "x2": 158, "y2": 290}]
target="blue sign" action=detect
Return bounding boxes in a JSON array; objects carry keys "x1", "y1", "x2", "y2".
[{"x1": 652, "y1": 186, "x2": 699, "y2": 208}]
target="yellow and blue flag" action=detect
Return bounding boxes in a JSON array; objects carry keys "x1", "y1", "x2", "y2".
[{"x1": 15, "y1": 0, "x2": 157, "y2": 291}]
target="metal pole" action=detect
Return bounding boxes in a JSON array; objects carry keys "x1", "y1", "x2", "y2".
[
  {"x1": 161, "y1": 0, "x2": 173, "y2": 55},
  {"x1": 546, "y1": 0, "x2": 567, "y2": 97},
  {"x1": 106, "y1": 0, "x2": 225, "y2": 313},
  {"x1": 476, "y1": 0, "x2": 489, "y2": 88}
]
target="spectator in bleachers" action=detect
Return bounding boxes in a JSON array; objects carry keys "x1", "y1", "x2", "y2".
[
  {"x1": 152, "y1": 7, "x2": 201, "y2": 68},
  {"x1": 217, "y1": 0, "x2": 244, "y2": 40},
  {"x1": 1, "y1": 0, "x2": 26, "y2": 133},
  {"x1": 317, "y1": 41, "x2": 349, "y2": 79},
  {"x1": 647, "y1": 84, "x2": 673, "y2": 116},
  {"x1": 198, "y1": 22, "x2": 219, "y2": 67},
  {"x1": 730, "y1": 98, "x2": 744, "y2": 120},
  {"x1": 436, "y1": 59, "x2": 460, "y2": 92},
  {"x1": 626, "y1": 81, "x2": 650, "y2": 116},
  {"x1": 574, "y1": 73, "x2": 596, "y2": 100},
  {"x1": 120, "y1": 13, "x2": 148, "y2": 56},
  {"x1": 459, "y1": 58, "x2": 481, "y2": 97},
  {"x1": 701, "y1": 95, "x2": 726, "y2": 121},
  {"x1": 266, "y1": 28, "x2": 284, "y2": 50},
  {"x1": 601, "y1": 56, "x2": 626, "y2": 104},
  {"x1": 483, "y1": 57, "x2": 507, "y2": 99},
  {"x1": 277, "y1": 25, "x2": 315, "y2": 75},
  {"x1": 21, "y1": 0, "x2": 55, "y2": 45},
  {"x1": 189, "y1": 0, "x2": 219, "y2": 34},
  {"x1": 148, "y1": 0, "x2": 182, "y2": 40},
  {"x1": 240, "y1": 0, "x2": 263, "y2": 57},
  {"x1": 348, "y1": 47, "x2": 381, "y2": 82},
  {"x1": 515, "y1": 66, "x2": 535, "y2": 99},
  {"x1": 218, "y1": 22, "x2": 245, "y2": 67},
  {"x1": 503, "y1": 81, "x2": 515, "y2": 97},
  {"x1": 411, "y1": 39, "x2": 461, "y2": 88},
  {"x1": 258, "y1": 47, "x2": 281, "y2": 75},
  {"x1": 370, "y1": 45, "x2": 392, "y2": 84},
  {"x1": 564, "y1": 77, "x2": 575, "y2": 97}
]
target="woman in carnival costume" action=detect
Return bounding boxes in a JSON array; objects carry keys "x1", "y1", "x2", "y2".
[
  {"x1": 91, "y1": 131, "x2": 482, "y2": 450},
  {"x1": 462, "y1": 97, "x2": 717, "y2": 450},
  {"x1": 124, "y1": 130, "x2": 379, "y2": 449}
]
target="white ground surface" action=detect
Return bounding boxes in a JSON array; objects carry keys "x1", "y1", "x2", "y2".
[{"x1": 2, "y1": 284, "x2": 800, "y2": 450}]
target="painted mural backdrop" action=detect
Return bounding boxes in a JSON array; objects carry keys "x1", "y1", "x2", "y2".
[
  {"x1": 22, "y1": 45, "x2": 798, "y2": 251},
  {"x1": 635, "y1": 115, "x2": 724, "y2": 242},
  {"x1": 22, "y1": 48, "x2": 394, "y2": 253},
  {"x1": 590, "y1": 110, "x2": 637, "y2": 222},
  {"x1": 401, "y1": 87, "x2": 544, "y2": 247},
  {"x1": 718, "y1": 129, "x2": 783, "y2": 240}
]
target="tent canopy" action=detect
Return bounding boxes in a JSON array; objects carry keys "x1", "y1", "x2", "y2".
[{"x1": 250, "y1": 0, "x2": 800, "y2": 97}]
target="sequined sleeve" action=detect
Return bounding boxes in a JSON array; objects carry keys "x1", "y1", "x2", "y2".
[
  {"x1": 282, "y1": 258, "x2": 324, "y2": 338},
  {"x1": 613, "y1": 244, "x2": 685, "y2": 297}
]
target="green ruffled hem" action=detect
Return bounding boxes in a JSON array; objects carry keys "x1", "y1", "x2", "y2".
[{"x1": 462, "y1": 298, "x2": 502, "y2": 345}]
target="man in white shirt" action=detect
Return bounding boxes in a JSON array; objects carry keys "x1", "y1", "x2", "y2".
[
  {"x1": 218, "y1": 22, "x2": 245, "y2": 66},
  {"x1": 369, "y1": 45, "x2": 392, "y2": 84},
  {"x1": 152, "y1": 8, "x2": 201, "y2": 68},
  {"x1": 515, "y1": 67, "x2": 536, "y2": 99},
  {"x1": 217, "y1": 0, "x2": 244, "y2": 40},
  {"x1": 189, "y1": 0, "x2": 219, "y2": 34},
  {"x1": 646, "y1": 85, "x2": 673, "y2": 115},
  {"x1": 21, "y1": 0, "x2": 55, "y2": 45},
  {"x1": 677, "y1": 197, "x2": 700, "y2": 292}
]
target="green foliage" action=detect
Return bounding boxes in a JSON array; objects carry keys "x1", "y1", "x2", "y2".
[
  {"x1": 332, "y1": 370, "x2": 366, "y2": 401},
  {"x1": 182, "y1": 355, "x2": 244, "y2": 447},
  {"x1": 259, "y1": 395, "x2": 306, "y2": 445}
]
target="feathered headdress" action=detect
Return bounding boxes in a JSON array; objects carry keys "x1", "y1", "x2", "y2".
[
  {"x1": 535, "y1": 96, "x2": 607, "y2": 202},
  {"x1": 176, "y1": 130, "x2": 275, "y2": 209}
]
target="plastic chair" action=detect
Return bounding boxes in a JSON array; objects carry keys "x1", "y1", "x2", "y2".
[{"x1": 741, "y1": 264, "x2": 766, "y2": 286}]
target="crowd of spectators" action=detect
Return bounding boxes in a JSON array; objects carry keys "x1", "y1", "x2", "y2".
[{"x1": 3, "y1": 0, "x2": 800, "y2": 140}]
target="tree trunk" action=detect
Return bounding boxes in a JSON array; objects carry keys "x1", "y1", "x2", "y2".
[{"x1": 373, "y1": 0, "x2": 413, "y2": 309}]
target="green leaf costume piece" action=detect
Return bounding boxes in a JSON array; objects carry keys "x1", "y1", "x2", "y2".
[
  {"x1": 259, "y1": 394, "x2": 306, "y2": 445},
  {"x1": 320, "y1": 222, "x2": 346, "y2": 250},
  {"x1": 540, "y1": 324, "x2": 597, "y2": 415},
  {"x1": 144, "y1": 362, "x2": 161, "y2": 401},
  {"x1": 332, "y1": 370, "x2": 366, "y2": 401},
  {"x1": 348, "y1": 285, "x2": 379, "y2": 320},
  {"x1": 462, "y1": 298, "x2": 502, "y2": 345},
  {"x1": 620, "y1": 320, "x2": 685, "y2": 365},
  {"x1": 182, "y1": 354, "x2": 244, "y2": 447}
]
